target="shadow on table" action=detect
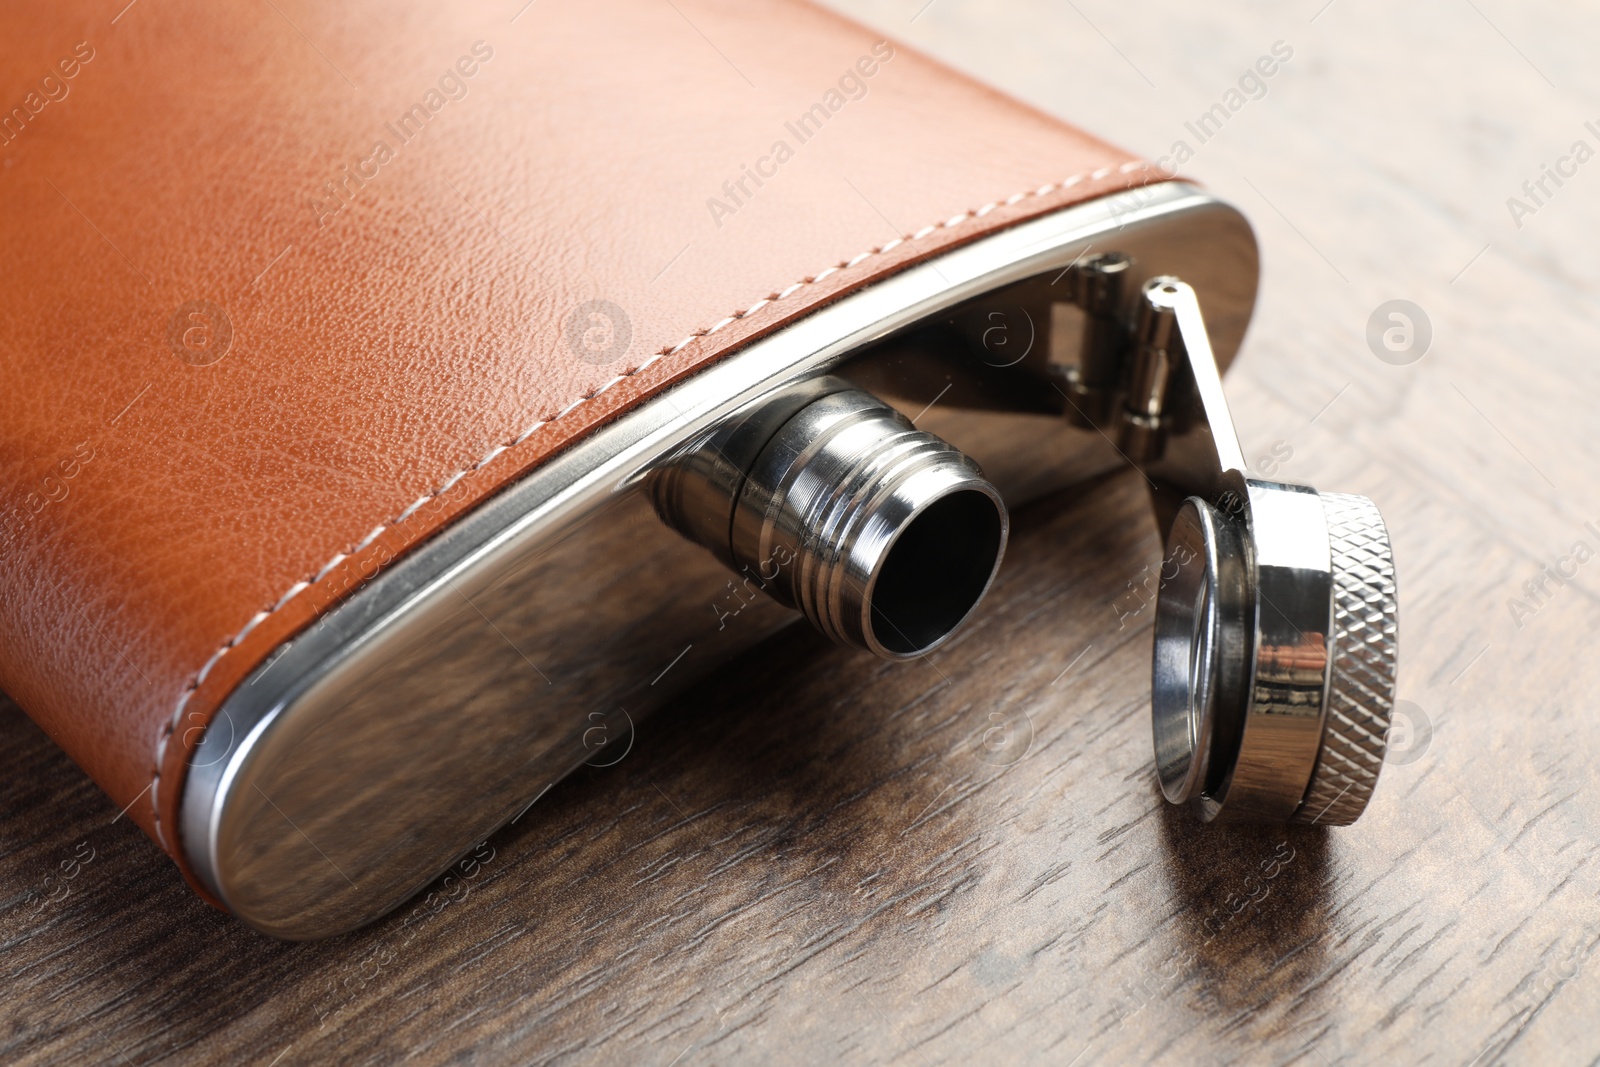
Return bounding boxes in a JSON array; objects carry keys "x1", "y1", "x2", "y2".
[{"x1": 1146, "y1": 796, "x2": 1335, "y2": 1021}]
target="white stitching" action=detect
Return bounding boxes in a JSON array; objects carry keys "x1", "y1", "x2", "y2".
[
  {"x1": 194, "y1": 645, "x2": 230, "y2": 688},
  {"x1": 393, "y1": 496, "x2": 431, "y2": 524},
  {"x1": 272, "y1": 581, "x2": 311, "y2": 611},
  {"x1": 591, "y1": 374, "x2": 628, "y2": 398},
  {"x1": 229, "y1": 611, "x2": 271, "y2": 650},
  {"x1": 145, "y1": 159, "x2": 1154, "y2": 848},
  {"x1": 510, "y1": 420, "x2": 546, "y2": 446},
  {"x1": 311, "y1": 553, "x2": 347, "y2": 583},
  {"x1": 470, "y1": 446, "x2": 506, "y2": 472}
]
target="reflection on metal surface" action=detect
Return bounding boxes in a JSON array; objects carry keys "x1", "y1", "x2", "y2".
[
  {"x1": 1141, "y1": 280, "x2": 1399, "y2": 828},
  {"x1": 652, "y1": 382, "x2": 1008, "y2": 659},
  {"x1": 183, "y1": 182, "x2": 1261, "y2": 939}
]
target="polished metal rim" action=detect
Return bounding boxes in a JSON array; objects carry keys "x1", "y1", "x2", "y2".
[{"x1": 1151, "y1": 498, "x2": 1224, "y2": 804}]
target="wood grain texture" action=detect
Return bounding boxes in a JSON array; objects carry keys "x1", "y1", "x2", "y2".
[{"x1": 6, "y1": 0, "x2": 1600, "y2": 1063}]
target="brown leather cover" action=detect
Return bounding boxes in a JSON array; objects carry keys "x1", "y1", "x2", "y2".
[{"x1": 0, "y1": 0, "x2": 1153, "y2": 897}]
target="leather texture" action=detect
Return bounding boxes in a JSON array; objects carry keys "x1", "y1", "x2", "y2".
[{"x1": 0, "y1": 0, "x2": 1154, "y2": 898}]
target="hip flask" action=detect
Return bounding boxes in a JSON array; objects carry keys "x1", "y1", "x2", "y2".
[{"x1": 0, "y1": 0, "x2": 1397, "y2": 938}]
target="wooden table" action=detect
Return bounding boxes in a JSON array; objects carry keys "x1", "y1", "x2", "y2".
[{"x1": 7, "y1": 2, "x2": 1599, "y2": 1063}]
